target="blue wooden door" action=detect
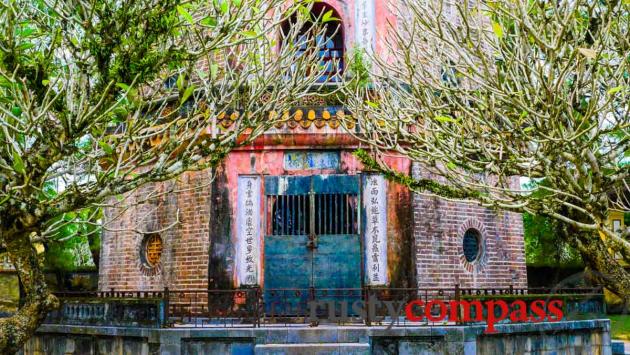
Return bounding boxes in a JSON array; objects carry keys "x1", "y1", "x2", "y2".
[{"x1": 264, "y1": 175, "x2": 361, "y2": 316}]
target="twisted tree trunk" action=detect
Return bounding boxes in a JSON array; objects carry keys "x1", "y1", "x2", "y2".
[
  {"x1": 0, "y1": 232, "x2": 58, "y2": 354},
  {"x1": 557, "y1": 224, "x2": 630, "y2": 302},
  {"x1": 577, "y1": 232, "x2": 630, "y2": 300}
]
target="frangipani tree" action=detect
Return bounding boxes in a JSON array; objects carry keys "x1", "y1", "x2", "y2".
[
  {"x1": 345, "y1": 0, "x2": 630, "y2": 298},
  {"x1": 0, "y1": 0, "x2": 337, "y2": 351}
]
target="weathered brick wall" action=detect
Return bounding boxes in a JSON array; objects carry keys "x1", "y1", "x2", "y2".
[
  {"x1": 411, "y1": 163, "x2": 528, "y2": 289},
  {"x1": 99, "y1": 158, "x2": 527, "y2": 293},
  {"x1": 99, "y1": 170, "x2": 212, "y2": 292}
]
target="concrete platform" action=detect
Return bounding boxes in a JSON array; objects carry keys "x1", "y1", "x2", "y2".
[
  {"x1": 255, "y1": 342, "x2": 370, "y2": 355},
  {"x1": 26, "y1": 319, "x2": 612, "y2": 354}
]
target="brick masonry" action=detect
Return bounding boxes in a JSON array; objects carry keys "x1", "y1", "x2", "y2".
[
  {"x1": 98, "y1": 158, "x2": 527, "y2": 293},
  {"x1": 411, "y1": 162, "x2": 528, "y2": 289},
  {"x1": 98, "y1": 152, "x2": 415, "y2": 292},
  {"x1": 98, "y1": 170, "x2": 212, "y2": 292}
]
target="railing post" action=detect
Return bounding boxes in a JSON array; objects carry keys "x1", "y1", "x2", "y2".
[
  {"x1": 364, "y1": 285, "x2": 372, "y2": 326},
  {"x1": 308, "y1": 286, "x2": 316, "y2": 327},
  {"x1": 255, "y1": 286, "x2": 261, "y2": 328},
  {"x1": 163, "y1": 287, "x2": 170, "y2": 327},
  {"x1": 509, "y1": 284, "x2": 514, "y2": 295},
  {"x1": 454, "y1": 284, "x2": 461, "y2": 325},
  {"x1": 599, "y1": 286, "x2": 606, "y2": 315}
]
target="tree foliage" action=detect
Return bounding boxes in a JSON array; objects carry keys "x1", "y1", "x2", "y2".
[
  {"x1": 0, "y1": 0, "x2": 333, "y2": 351},
  {"x1": 42, "y1": 207, "x2": 100, "y2": 272},
  {"x1": 345, "y1": 0, "x2": 630, "y2": 298},
  {"x1": 523, "y1": 212, "x2": 583, "y2": 268}
]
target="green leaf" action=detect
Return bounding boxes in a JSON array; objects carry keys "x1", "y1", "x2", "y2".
[
  {"x1": 523, "y1": 126, "x2": 535, "y2": 132},
  {"x1": 607, "y1": 86, "x2": 625, "y2": 95},
  {"x1": 297, "y1": 4, "x2": 310, "y2": 19},
  {"x1": 365, "y1": 100, "x2": 379, "y2": 108},
  {"x1": 210, "y1": 64, "x2": 219, "y2": 79},
  {"x1": 220, "y1": 0, "x2": 229, "y2": 14},
  {"x1": 116, "y1": 82, "x2": 137, "y2": 101},
  {"x1": 180, "y1": 85, "x2": 195, "y2": 104},
  {"x1": 492, "y1": 21, "x2": 503, "y2": 39},
  {"x1": 17, "y1": 42, "x2": 34, "y2": 50},
  {"x1": 17, "y1": 27, "x2": 35, "y2": 37},
  {"x1": 116, "y1": 83, "x2": 130, "y2": 91},
  {"x1": 232, "y1": 0, "x2": 242, "y2": 6},
  {"x1": 113, "y1": 106, "x2": 128, "y2": 119},
  {"x1": 11, "y1": 106, "x2": 22, "y2": 116},
  {"x1": 176, "y1": 74, "x2": 184, "y2": 91},
  {"x1": 0, "y1": 195, "x2": 11, "y2": 205},
  {"x1": 240, "y1": 30, "x2": 257, "y2": 38},
  {"x1": 446, "y1": 162, "x2": 457, "y2": 170},
  {"x1": 43, "y1": 181, "x2": 58, "y2": 198},
  {"x1": 201, "y1": 16, "x2": 217, "y2": 27},
  {"x1": 12, "y1": 151, "x2": 25, "y2": 174},
  {"x1": 63, "y1": 212, "x2": 77, "y2": 221},
  {"x1": 322, "y1": 9, "x2": 339, "y2": 23},
  {"x1": 98, "y1": 141, "x2": 114, "y2": 155},
  {"x1": 177, "y1": 5, "x2": 195, "y2": 25},
  {"x1": 578, "y1": 48, "x2": 596, "y2": 60},
  {"x1": 0, "y1": 77, "x2": 11, "y2": 88},
  {"x1": 79, "y1": 209, "x2": 89, "y2": 220},
  {"x1": 435, "y1": 115, "x2": 456, "y2": 123},
  {"x1": 42, "y1": 79, "x2": 50, "y2": 86},
  {"x1": 486, "y1": 1, "x2": 500, "y2": 10},
  {"x1": 61, "y1": 223, "x2": 79, "y2": 237}
]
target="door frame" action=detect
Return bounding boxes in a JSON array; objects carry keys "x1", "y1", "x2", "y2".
[{"x1": 261, "y1": 174, "x2": 365, "y2": 292}]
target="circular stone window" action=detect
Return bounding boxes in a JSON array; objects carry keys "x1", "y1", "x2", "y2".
[
  {"x1": 141, "y1": 233, "x2": 163, "y2": 268},
  {"x1": 462, "y1": 228, "x2": 481, "y2": 262}
]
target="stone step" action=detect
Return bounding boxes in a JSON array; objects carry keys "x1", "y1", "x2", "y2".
[{"x1": 254, "y1": 342, "x2": 370, "y2": 355}]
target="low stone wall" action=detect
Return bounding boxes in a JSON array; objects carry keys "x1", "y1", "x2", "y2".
[
  {"x1": 44, "y1": 298, "x2": 166, "y2": 328},
  {"x1": 23, "y1": 319, "x2": 611, "y2": 355}
]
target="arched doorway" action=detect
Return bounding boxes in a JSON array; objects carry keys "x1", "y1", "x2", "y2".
[{"x1": 281, "y1": 2, "x2": 344, "y2": 82}]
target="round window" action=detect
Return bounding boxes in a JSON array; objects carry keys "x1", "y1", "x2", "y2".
[
  {"x1": 462, "y1": 229, "x2": 481, "y2": 262},
  {"x1": 142, "y1": 234, "x2": 163, "y2": 267}
]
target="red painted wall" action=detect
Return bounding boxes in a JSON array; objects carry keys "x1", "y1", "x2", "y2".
[{"x1": 222, "y1": 147, "x2": 413, "y2": 287}]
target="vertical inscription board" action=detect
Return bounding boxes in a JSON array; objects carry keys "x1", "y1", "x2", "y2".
[
  {"x1": 355, "y1": 0, "x2": 376, "y2": 54},
  {"x1": 236, "y1": 175, "x2": 261, "y2": 286},
  {"x1": 363, "y1": 174, "x2": 387, "y2": 285}
]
